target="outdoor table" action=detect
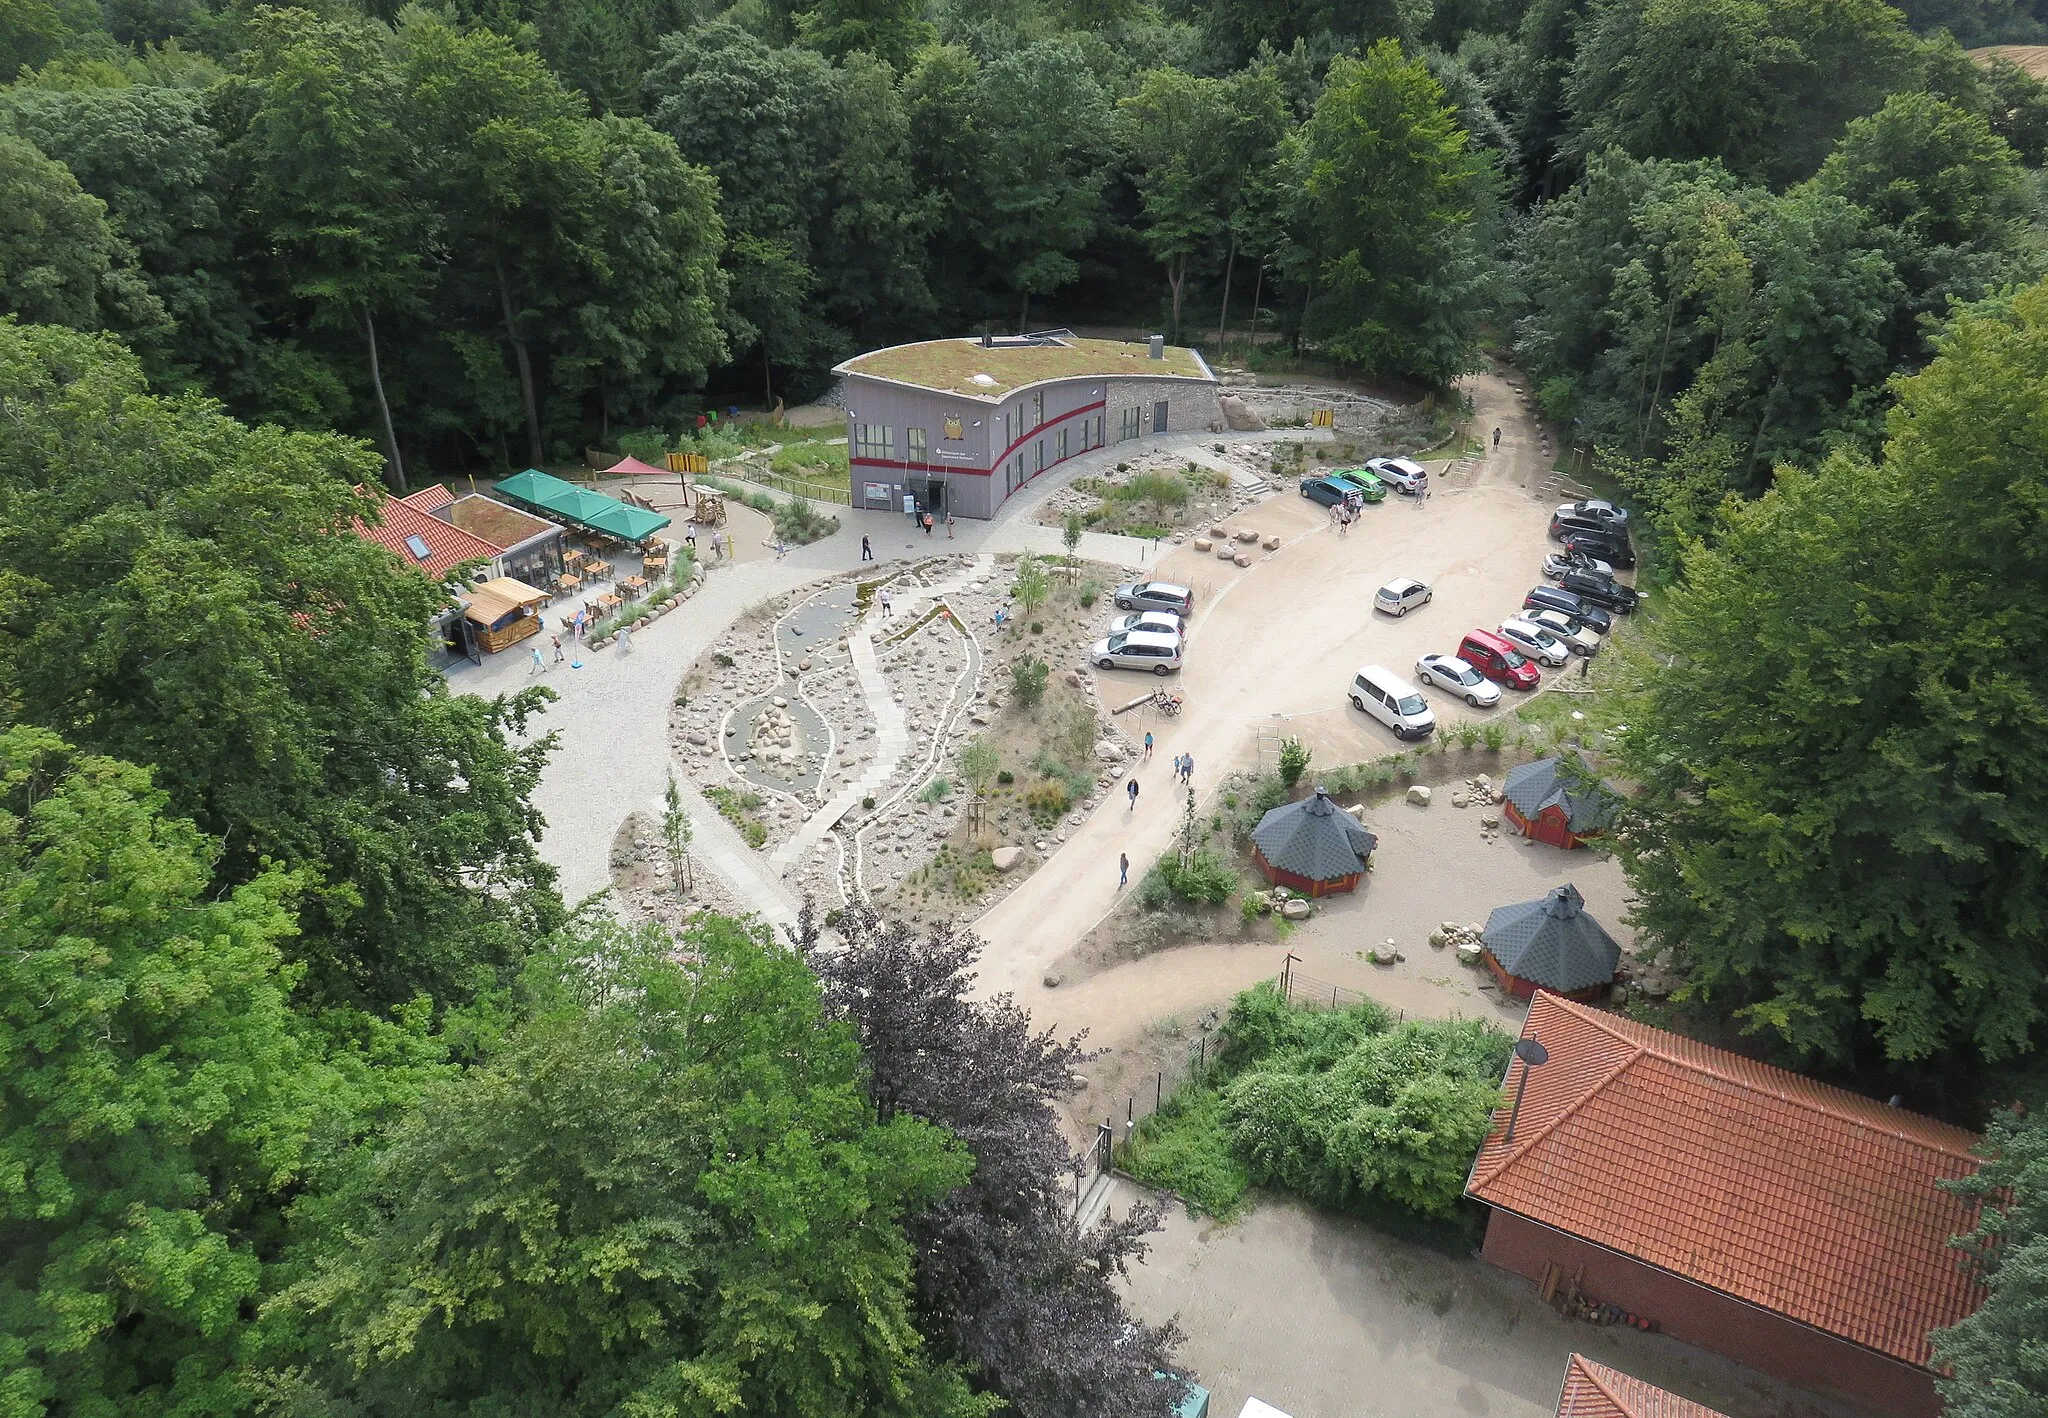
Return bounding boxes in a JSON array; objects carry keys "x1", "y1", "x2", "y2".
[
  {"x1": 563, "y1": 548, "x2": 589, "y2": 569},
  {"x1": 594, "y1": 593, "x2": 622, "y2": 616},
  {"x1": 555, "y1": 573, "x2": 581, "y2": 593},
  {"x1": 619, "y1": 575, "x2": 648, "y2": 597},
  {"x1": 584, "y1": 559, "x2": 614, "y2": 581}
]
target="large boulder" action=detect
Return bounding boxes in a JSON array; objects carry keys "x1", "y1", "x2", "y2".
[
  {"x1": 1406, "y1": 785, "x2": 1432, "y2": 806},
  {"x1": 1094, "y1": 739, "x2": 1125, "y2": 762},
  {"x1": 991, "y1": 846, "x2": 1024, "y2": 871},
  {"x1": 1219, "y1": 393, "x2": 1266, "y2": 431},
  {"x1": 1281, "y1": 897, "x2": 1313, "y2": 921}
]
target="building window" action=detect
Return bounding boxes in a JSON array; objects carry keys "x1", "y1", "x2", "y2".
[
  {"x1": 907, "y1": 427, "x2": 927, "y2": 462},
  {"x1": 944, "y1": 415, "x2": 963, "y2": 441},
  {"x1": 1035, "y1": 440, "x2": 1045, "y2": 474},
  {"x1": 1119, "y1": 407, "x2": 1143, "y2": 441},
  {"x1": 403, "y1": 534, "x2": 433, "y2": 562},
  {"x1": 855, "y1": 424, "x2": 894, "y2": 461},
  {"x1": 1056, "y1": 428, "x2": 1068, "y2": 461},
  {"x1": 1094, "y1": 414, "x2": 1105, "y2": 447},
  {"x1": 1031, "y1": 392, "x2": 1044, "y2": 427}
]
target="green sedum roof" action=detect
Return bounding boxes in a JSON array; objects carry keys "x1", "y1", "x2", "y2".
[{"x1": 838, "y1": 336, "x2": 1211, "y2": 397}]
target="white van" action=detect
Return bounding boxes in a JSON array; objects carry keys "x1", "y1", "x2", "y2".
[
  {"x1": 1091, "y1": 629, "x2": 1184, "y2": 674},
  {"x1": 1348, "y1": 664, "x2": 1436, "y2": 740}
]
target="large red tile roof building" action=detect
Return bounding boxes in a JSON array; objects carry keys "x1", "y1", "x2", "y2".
[
  {"x1": 352, "y1": 486, "x2": 500, "y2": 582},
  {"x1": 1468, "y1": 992, "x2": 1984, "y2": 1418},
  {"x1": 1553, "y1": 1355, "x2": 1727, "y2": 1418}
]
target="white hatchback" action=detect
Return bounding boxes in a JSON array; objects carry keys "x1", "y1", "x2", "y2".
[
  {"x1": 1498, "y1": 617, "x2": 1572, "y2": 668},
  {"x1": 1374, "y1": 577, "x2": 1433, "y2": 617},
  {"x1": 1108, "y1": 609, "x2": 1184, "y2": 637},
  {"x1": 1090, "y1": 629, "x2": 1183, "y2": 674}
]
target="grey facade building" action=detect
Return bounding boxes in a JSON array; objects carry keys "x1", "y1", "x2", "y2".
[{"x1": 832, "y1": 331, "x2": 1222, "y2": 520}]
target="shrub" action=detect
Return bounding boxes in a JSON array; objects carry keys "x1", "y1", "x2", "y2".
[
  {"x1": 1278, "y1": 736, "x2": 1312, "y2": 787},
  {"x1": 1240, "y1": 892, "x2": 1264, "y2": 925},
  {"x1": 996, "y1": 769, "x2": 1015, "y2": 785},
  {"x1": 1078, "y1": 578, "x2": 1100, "y2": 608},
  {"x1": 1232, "y1": 771, "x2": 1290, "y2": 840},
  {"x1": 1029, "y1": 621, "x2": 1043, "y2": 634},
  {"x1": 1158, "y1": 846, "x2": 1238, "y2": 905},
  {"x1": 861, "y1": 795, "x2": 876, "y2": 809},
  {"x1": 1123, "y1": 1087, "x2": 1252, "y2": 1220},
  {"x1": 1456, "y1": 721, "x2": 1481, "y2": 749},
  {"x1": 705, "y1": 785, "x2": 768, "y2": 849},
  {"x1": 1023, "y1": 777, "x2": 1070, "y2": 818},
  {"x1": 1482, "y1": 721, "x2": 1506, "y2": 751},
  {"x1": 1010, "y1": 654, "x2": 1049, "y2": 706},
  {"x1": 919, "y1": 776, "x2": 951, "y2": 804},
  {"x1": 774, "y1": 495, "x2": 838, "y2": 545},
  {"x1": 1011, "y1": 553, "x2": 1049, "y2": 617}
]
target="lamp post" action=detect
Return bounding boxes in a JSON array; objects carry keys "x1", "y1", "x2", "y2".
[{"x1": 1503, "y1": 1037, "x2": 1549, "y2": 1144}]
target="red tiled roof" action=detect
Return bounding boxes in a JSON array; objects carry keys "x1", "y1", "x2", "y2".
[
  {"x1": 1555, "y1": 1355, "x2": 1728, "y2": 1418},
  {"x1": 406, "y1": 484, "x2": 455, "y2": 512},
  {"x1": 352, "y1": 489, "x2": 498, "y2": 580},
  {"x1": 1468, "y1": 993, "x2": 1984, "y2": 1368}
]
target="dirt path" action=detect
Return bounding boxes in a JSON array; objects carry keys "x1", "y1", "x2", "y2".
[{"x1": 972, "y1": 367, "x2": 1582, "y2": 1061}]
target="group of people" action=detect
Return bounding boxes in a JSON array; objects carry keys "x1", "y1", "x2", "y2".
[{"x1": 1114, "y1": 737, "x2": 1198, "y2": 885}]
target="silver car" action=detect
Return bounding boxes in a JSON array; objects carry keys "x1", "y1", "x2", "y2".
[
  {"x1": 1498, "y1": 617, "x2": 1571, "y2": 668},
  {"x1": 1523, "y1": 606, "x2": 1600, "y2": 656},
  {"x1": 1108, "y1": 609, "x2": 1184, "y2": 637},
  {"x1": 1415, "y1": 653, "x2": 1502, "y2": 707},
  {"x1": 1090, "y1": 629, "x2": 1183, "y2": 674},
  {"x1": 1543, "y1": 549, "x2": 1613, "y2": 581},
  {"x1": 1111, "y1": 580, "x2": 1194, "y2": 614}
]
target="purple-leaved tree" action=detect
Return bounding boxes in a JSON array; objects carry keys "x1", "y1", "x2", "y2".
[{"x1": 794, "y1": 901, "x2": 1191, "y2": 1418}]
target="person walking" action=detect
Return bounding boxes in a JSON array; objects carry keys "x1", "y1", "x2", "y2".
[
  {"x1": 529, "y1": 645, "x2": 545, "y2": 675},
  {"x1": 946, "y1": 513, "x2": 955, "y2": 539},
  {"x1": 861, "y1": 534, "x2": 874, "y2": 562},
  {"x1": 685, "y1": 524, "x2": 697, "y2": 552},
  {"x1": 1182, "y1": 752, "x2": 1194, "y2": 785},
  {"x1": 880, "y1": 587, "x2": 893, "y2": 620},
  {"x1": 1416, "y1": 472, "x2": 1429, "y2": 506},
  {"x1": 1126, "y1": 778, "x2": 1139, "y2": 810},
  {"x1": 551, "y1": 635, "x2": 565, "y2": 666},
  {"x1": 1118, "y1": 852, "x2": 1129, "y2": 889},
  {"x1": 1492, "y1": 426, "x2": 1502, "y2": 451},
  {"x1": 1143, "y1": 730, "x2": 1154, "y2": 761},
  {"x1": 921, "y1": 511, "x2": 934, "y2": 537}
]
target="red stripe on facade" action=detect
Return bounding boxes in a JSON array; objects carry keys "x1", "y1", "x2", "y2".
[{"x1": 849, "y1": 398, "x2": 1109, "y2": 478}]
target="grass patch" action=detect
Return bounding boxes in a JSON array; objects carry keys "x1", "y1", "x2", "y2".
[{"x1": 704, "y1": 785, "x2": 769, "y2": 848}]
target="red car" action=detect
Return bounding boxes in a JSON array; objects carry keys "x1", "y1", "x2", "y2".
[{"x1": 1458, "y1": 628, "x2": 1542, "y2": 690}]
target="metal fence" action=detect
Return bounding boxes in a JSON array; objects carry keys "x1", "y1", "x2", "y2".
[
  {"x1": 712, "y1": 465, "x2": 853, "y2": 505},
  {"x1": 1278, "y1": 955, "x2": 1402, "y2": 1016}
]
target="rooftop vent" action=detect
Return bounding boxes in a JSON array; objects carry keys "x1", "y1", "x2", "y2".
[
  {"x1": 969, "y1": 373, "x2": 998, "y2": 387},
  {"x1": 1148, "y1": 334, "x2": 1165, "y2": 359}
]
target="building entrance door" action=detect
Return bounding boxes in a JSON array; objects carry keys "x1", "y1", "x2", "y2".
[{"x1": 1152, "y1": 400, "x2": 1169, "y2": 433}]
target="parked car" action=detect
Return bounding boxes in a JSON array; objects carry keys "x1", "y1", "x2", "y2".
[
  {"x1": 1499, "y1": 616, "x2": 1572, "y2": 667},
  {"x1": 1349, "y1": 664, "x2": 1436, "y2": 739},
  {"x1": 1550, "y1": 503, "x2": 1634, "y2": 540},
  {"x1": 1108, "y1": 609, "x2": 1183, "y2": 637},
  {"x1": 1299, "y1": 476, "x2": 1359, "y2": 509},
  {"x1": 1559, "y1": 569, "x2": 1640, "y2": 614},
  {"x1": 1326, "y1": 468, "x2": 1388, "y2": 502},
  {"x1": 1523, "y1": 606, "x2": 1600, "y2": 655},
  {"x1": 1373, "y1": 577, "x2": 1433, "y2": 616},
  {"x1": 1543, "y1": 549, "x2": 1613, "y2": 581},
  {"x1": 1561, "y1": 529, "x2": 1636, "y2": 569},
  {"x1": 1458, "y1": 628, "x2": 1542, "y2": 690},
  {"x1": 1557, "y1": 498, "x2": 1631, "y2": 531},
  {"x1": 1415, "y1": 652, "x2": 1503, "y2": 707},
  {"x1": 1523, "y1": 585, "x2": 1613, "y2": 634},
  {"x1": 1366, "y1": 456, "x2": 1430, "y2": 494},
  {"x1": 1090, "y1": 629, "x2": 1183, "y2": 674},
  {"x1": 1113, "y1": 580, "x2": 1195, "y2": 613}
]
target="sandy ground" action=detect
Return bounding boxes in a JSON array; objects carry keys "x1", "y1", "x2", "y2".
[
  {"x1": 1115, "y1": 1185, "x2": 1875, "y2": 1418},
  {"x1": 973, "y1": 370, "x2": 1584, "y2": 1051}
]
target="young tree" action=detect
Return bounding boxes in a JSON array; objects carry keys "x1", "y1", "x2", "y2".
[
  {"x1": 1290, "y1": 41, "x2": 1496, "y2": 385},
  {"x1": 797, "y1": 905, "x2": 1190, "y2": 1418},
  {"x1": 1610, "y1": 282, "x2": 2048, "y2": 1071},
  {"x1": 279, "y1": 914, "x2": 988, "y2": 1418},
  {"x1": 1931, "y1": 1107, "x2": 2048, "y2": 1415},
  {"x1": 663, "y1": 767, "x2": 694, "y2": 891},
  {"x1": 957, "y1": 736, "x2": 999, "y2": 795},
  {"x1": 1010, "y1": 553, "x2": 1050, "y2": 620}
]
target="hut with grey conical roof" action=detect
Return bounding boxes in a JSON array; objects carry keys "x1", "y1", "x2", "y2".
[
  {"x1": 1480, "y1": 883, "x2": 1621, "y2": 1000},
  {"x1": 1250, "y1": 787, "x2": 1377, "y2": 896}
]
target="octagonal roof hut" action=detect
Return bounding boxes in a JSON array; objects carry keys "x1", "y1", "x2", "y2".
[
  {"x1": 1480, "y1": 883, "x2": 1621, "y2": 999},
  {"x1": 1501, "y1": 752, "x2": 1619, "y2": 848},
  {"x1": 1250, "y1": 788, "x2": 1377, "y2": 896}
]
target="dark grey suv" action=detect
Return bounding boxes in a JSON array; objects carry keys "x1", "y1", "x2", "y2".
[{"x1": 1559, "y1": 569, "x2": 1639, "y2": 614}]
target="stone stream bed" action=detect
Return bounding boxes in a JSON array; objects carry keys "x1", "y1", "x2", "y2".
[{"x1": 664, "y1": 554, "x2": 1145, "y2": 917}]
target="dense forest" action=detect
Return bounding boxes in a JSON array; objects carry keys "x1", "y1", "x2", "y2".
[{"x1": 5, "y1": 0, "x2": 2046, "y2": 490}]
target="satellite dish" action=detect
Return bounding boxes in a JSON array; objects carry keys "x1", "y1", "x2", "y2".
[{"x1": 1514, "y1": 1039, "x2": 1550, "y2": 1067}]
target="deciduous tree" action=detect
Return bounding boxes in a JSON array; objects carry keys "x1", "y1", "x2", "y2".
[{"x1": 1932, "y1": 1107, "x2": 2048, "y2": 1416}]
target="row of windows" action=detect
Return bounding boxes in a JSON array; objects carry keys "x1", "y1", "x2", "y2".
[{"x1": 860, "y1": 403, "x2": 1144, "y2": 467}]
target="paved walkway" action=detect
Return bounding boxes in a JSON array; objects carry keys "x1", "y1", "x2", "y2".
[{"x1": 444, "y1": 426, "x2": 1328, "y2": 918}]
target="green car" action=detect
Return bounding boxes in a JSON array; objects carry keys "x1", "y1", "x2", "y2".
[{"x1": 1327, "y1": 468, "x2": 1387, "y2": 502}]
